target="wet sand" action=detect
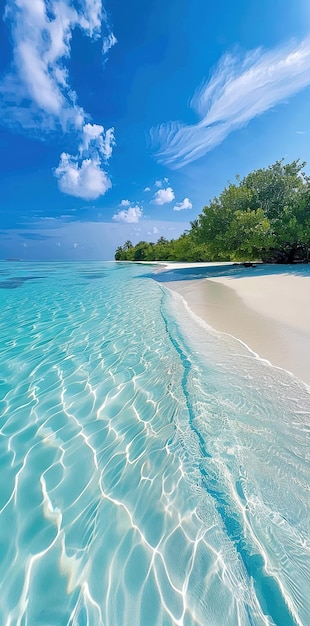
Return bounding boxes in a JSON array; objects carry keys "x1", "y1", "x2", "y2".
[{"x1": 164, "y1": 273, "x2": 310, "y2": 386}]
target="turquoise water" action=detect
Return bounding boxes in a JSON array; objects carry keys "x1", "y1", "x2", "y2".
[{"x1": 0, "y1": 261, "x2": 309, "y2": 626}]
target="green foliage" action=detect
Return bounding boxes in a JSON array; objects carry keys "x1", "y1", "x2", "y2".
[
  {"x1": 115, "y1": 233, "x2": 210, "y2": 262},
  {"x1": 115, "y1": 159, "x2": 310, "y2": 263},
  {"x1": 192, "y1": 158, "x2": 310, "y2": 263}
]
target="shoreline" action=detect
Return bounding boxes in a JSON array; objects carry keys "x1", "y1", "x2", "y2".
[{"x1": 159, "y1": 268, "x2": 310, "y2": 387}]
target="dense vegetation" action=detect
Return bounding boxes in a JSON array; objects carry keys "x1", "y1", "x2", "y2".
[{"x1": 115, "y1": 159, "x2": 310, "y2": 263}]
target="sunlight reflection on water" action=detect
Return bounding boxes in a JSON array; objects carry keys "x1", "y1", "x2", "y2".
[{"x1": 0, "y1": 261, "x2": 309, "y2": 626}]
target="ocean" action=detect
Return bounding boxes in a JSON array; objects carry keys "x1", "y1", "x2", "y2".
[{"x1": 0, "y1": 261, "x2": 309, "y2": 626}]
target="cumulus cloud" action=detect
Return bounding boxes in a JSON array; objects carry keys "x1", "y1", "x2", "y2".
[
  {"x1": 144, "y1": 186, "x2": 151, "y2": 192},
  {"x1": 173, "y1": 197, "x2": 193, "y2": 211},
  {"x1": 55, "y1": 122, "x2": 113, "y2": 199},
  {"x1": 1, "y1": 0, "x2": 116, "y2": 198},
  {"x1": 112, "y1": 205, "x2": 143, "y2": 223},
  {"x1": 120, "y1": 199, "x2": 130, "y2": 206},
  {"x1": 81, "y1": 123, "x2": 115, "y2": 159},
  {"x1": 152, "y1": 37, "x2": 310, "y2": 168},
  {"x1": 152, "y1": 187, "x2": 175, "y2": 205},
  {"x1": 55, "y1": 153, "x2": 111, "y2": 200}
]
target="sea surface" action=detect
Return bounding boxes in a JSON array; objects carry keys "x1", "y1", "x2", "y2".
[{"x1": 0, "y1": 260, "x2": 309, "y2": 626}]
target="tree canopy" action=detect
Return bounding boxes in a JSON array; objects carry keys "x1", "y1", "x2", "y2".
[{"x1": 115, "y1": 159, "x2": 310, "y2": 263}]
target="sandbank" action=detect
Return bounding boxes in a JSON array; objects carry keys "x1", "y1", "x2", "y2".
[{"x1": 160, "y1": 267, "x2": 310, "y2": 386}]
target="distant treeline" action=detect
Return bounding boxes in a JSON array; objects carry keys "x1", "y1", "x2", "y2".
[{"x1": 115, "y1": 159, "x2": 310, "y2": 263}]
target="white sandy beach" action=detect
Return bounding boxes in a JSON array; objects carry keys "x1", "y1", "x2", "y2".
[{"x1": 154, "y1": 263, "x2": 310, "y2": 386}]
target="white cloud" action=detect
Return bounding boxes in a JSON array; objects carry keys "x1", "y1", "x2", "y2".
[
  {"x1": 154, "y1": 177, "x2": 169, "y2": 189},
  {"x1": 152, "y1": 37, "x2": 310, "y2": 167},
  {"x1": 55, "y1": 123, "x2": 114, "y2": 199},
  {"x1": 2, "y1": 0, "x2": 100, "y2": 129},
  {"x1": 1, "y1": 0, "x2": 116, "y2": 198},
  {"x1": 80, "y1": 0, "x2": 103, "y2": 37},
  {"x1": 153, "y1": 187, "x2": 175, "y2": 205},
  {"x1": 147, "y1": 226, "x2": 159, "y2": 235},
  {"x1": 103, "y1": 128, "x2": 116, "y2": 160},
  {"x1": 55, "y1": 153, "x2": 111, "y2": 200},
  {"x1": 103, "y1": 32, "x2": 117, "y2": 55},
  {"x1": 120, "y1": 199, "x2": 130, "y2": 206},
  {"x1": 82, "y1": 123, "x2": 104, "y2": 151},
  {"x1": 1, "y1": 219, "x2": 191, "y2": 260},
  {"x1": 112, "y1": 205, "x2": 142, "y2": 223},
  {"x1": 81, "y1": 123, "x2": 115, "y2": 159},
  {"x1": 144, "y1": 186, "x2": 151, "y2": 192},
  {"x1": 79, "y1": 122, "x2": 114, "y2": 168},
  {"x1": 173, "y1": 197, "x2": 193, "y2": 211}
]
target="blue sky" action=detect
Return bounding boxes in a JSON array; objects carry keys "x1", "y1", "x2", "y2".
[{"x1": 1, "y1": 0, "x2": 310, "y2": 260}]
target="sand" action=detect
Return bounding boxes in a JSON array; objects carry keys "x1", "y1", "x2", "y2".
[{"x1": 161, "y1": 268, "x2": 310, "y2": 386}]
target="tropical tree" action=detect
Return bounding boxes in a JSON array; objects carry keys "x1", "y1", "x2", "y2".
[{"x1": 115, "y1": 159, "x2": 310, "y2": 263}]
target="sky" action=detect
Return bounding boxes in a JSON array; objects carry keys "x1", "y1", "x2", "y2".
[{"x1": 0, "y1": 0, "x2": 310, "y2": 260}]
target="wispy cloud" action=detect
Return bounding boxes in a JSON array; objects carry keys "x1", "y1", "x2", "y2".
[
  {"x1": 152, "y1": 187, "x2": 175, "y2": 205},
  {"x1": 1, "y1": 0, "x2": 116, "y2": 198},
  {"x1": 103, "y1": 32, "x2": 117, "y2": 56},
  {"x1": 152, "y1": 37, "x2": 310, "y2": 168},
  {"x1": 1, "y1": 0, "x2": 102, "y2": 129},
  {"x1": 173, "y1": 197, "x2": 192, "y2": 211},
  {"x1": 155, "y1": 177, "x2": 169, "y2": 188},
  {"x1": 112, "y1": 205, "x2": 143, "y2": 223}
]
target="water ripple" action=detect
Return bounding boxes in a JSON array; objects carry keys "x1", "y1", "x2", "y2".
[{"x1": 0, "y1": 262, "x2": 309, "y2": 625}]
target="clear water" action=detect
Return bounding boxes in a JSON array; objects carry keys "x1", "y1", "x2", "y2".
[{"x1": 0, "y1": 261, "x2": 309, "y2": 626}]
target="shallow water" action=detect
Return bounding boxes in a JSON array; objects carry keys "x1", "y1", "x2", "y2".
[{"x1": 0, "y1": 261, "x2": 309, "y2": 626}]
